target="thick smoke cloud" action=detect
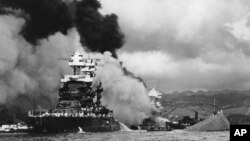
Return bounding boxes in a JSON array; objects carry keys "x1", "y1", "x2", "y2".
[
  {"x1": 0, "y1": 0, "x2": 124, "y2": 56},
  {"x1": 0, "y1": 15, "x2": 78, "y2": 121},
  {"x1": 75, "y1": 0, "x2": 124, "y2": 57},
  {"x1": 93, "y1": 52, "x2": 153, "y2": 125},
  {"x1": 0, "y1": 0, "x2": 74, "y2": 44},
  {"x1": 0, "y1": 0, "x2": 151, "y2": 125}
]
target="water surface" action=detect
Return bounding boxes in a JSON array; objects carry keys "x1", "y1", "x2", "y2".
[{"x1": 0, "y1": 130, "x2": 229, "y2": 141}]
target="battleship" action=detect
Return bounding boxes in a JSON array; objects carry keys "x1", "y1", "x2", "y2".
[{"x1": 27, "y1": 52, "x2": 120, "y2": 133}]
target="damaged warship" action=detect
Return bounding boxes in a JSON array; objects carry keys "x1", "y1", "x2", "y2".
[{"x1": 27, "y1": 52, "x2": 120, "y2": 133}]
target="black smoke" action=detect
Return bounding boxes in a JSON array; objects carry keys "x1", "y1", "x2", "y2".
[
  {"x1": 0, "y1": 0, "x2": 124, "y2": 56},
  {"x1": 75, "y1": 0, "x2": 124, "y2": 57},
  {"x1": 121, "y1": 63, "x2": 147, "y2": 88},
  {"x1": 0, "y1": 0, "x2": 74, "y2": 44}
]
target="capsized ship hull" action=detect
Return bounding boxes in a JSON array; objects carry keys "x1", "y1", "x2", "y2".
[
  {"x1": 185, "y1": 111, "x2": 230, "y2": 131},
  {"x1": 28, "y1": 116, "x2": 120, "y2": 132}
]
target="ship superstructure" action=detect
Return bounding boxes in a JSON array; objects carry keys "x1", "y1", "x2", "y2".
[
  {"x1": 60, "y1": 51, "x2": 101, "y2": 83},
  {"x1": 27, "y1": 51, "x2": 120, "y2": 132},
  {"x1": 148, "y1": 88, "x2": 163, "y2": 110},
  {"x1": 139, "y1": 88, "x2": 171, "y2": 131}
]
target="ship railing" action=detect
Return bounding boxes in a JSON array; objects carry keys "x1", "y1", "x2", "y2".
[
  {"x1": 28, "y1": 110, "x2": 113, "y2": 118},
  {"x1": 28, "y1": 110, "x2": 49, "y2": 117}
]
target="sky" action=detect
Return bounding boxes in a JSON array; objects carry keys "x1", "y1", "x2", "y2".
[{"x1": 99, "y1": 0, "x2": 250, "y2": 92}]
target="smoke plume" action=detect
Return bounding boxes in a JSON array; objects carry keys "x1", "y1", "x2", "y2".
[
  {"x1": 0, "y1": 15, "x2": 78, "y2": 121},
  {"x1": 0, "y1": 0, "x2": 74, "y2": 44},
  {"x1": 93, "y1": 52, "x2": 153, "y2": 125},
  {"x1": 0, "y1": 0, "x2": 150, "y2": 125},
  {"x1": 75, "y1": 0, "x2": 125, "y2": 57},
  {"x1": 0, "y1": 0, "x2": 124, "y2": 57}
]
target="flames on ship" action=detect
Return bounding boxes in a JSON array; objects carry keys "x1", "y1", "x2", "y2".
[{"x1": 0, "y1": 0, "x2": 153, "y2": 125}]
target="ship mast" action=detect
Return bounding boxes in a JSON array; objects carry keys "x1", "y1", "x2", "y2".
[{"x1": 213, "y1": 98, "x2": 216, "y2": 114}]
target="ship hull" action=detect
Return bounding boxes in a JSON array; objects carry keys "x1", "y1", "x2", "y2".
[{"x1": 27, "y1": 116, "x2": 120, "y2": 133}]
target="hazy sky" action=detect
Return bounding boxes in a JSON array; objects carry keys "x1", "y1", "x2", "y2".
[{"x1": 99, "y1": 0, "x2": 250, "y2": 92}]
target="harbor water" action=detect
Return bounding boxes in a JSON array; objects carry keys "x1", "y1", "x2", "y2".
[{"x1": 0, "y1": 130, "x2": 229, "y2": 141}]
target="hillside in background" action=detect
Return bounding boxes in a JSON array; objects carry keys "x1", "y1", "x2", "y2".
[{"x1": 159, "y1": 89, "x2": 250, "y2": 124}]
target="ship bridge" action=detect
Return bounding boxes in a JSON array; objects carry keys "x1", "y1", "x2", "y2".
[{"x1": 61, "y1": 51, "x2": 102, "y2": 83}]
